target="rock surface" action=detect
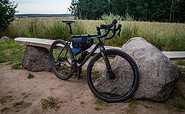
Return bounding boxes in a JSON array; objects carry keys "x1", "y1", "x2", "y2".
[
  {"x1": 95, "y1": 37, "x2": 181, "y2": 101},
  {"x1": 0, "y1": 36, "x2": 9, "y2": 41},
  {"x1": 122, "y1": 37, "x2": 181, "y2": 101},
  {"x1": 22, "y1": 45, "x2": 51, "y2": 71}
]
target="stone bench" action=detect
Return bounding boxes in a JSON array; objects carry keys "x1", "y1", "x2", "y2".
[{"x1": 15, "y1": 37, "x2": 185, "y2": 71}]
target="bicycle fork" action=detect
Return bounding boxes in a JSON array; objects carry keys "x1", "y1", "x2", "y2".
[{"x1": 99, "y1": 45, "x2": 116, "y2": 80}]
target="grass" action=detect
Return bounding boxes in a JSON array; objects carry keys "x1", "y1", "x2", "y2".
[
  {"x1": 172, "y1": 101, "x2": 185, "y2": 112},
  {"x1": 94, "y1": 98, "x2": 111, "y2": 111},
  {"x1": 1, "y1": 107, "x2": 11, "y2": 113},
  {"x1": 1, "y1": 18, "x2": 185, "y2": 51},
  {"x1": 41, "y1": 96, "x2": 61, "y2": 111},
  {"x1": 0, "y1": 96, "x2": 32, "y2": 113},
  {"x1": 175, "y1": 60, "x2": 185, "y2": 66},
  {"x1": 13, "y1": 101, "x2": 32, "y2": 109},
  {"x1": 83, "y1": 19, "x2": 185, "y2": 51},
  {"x1": 168, "y1": 59, "x2": 185, "y2": 112},
  {"x1": 124, "y1": 100, "x2": 137, "y2": 114},
  {"x1": 11, "y1": 62, "x2": 22, "y2": 70},
  {"x1": 0, "y1": 40, "x2": 24, "y2": 65},
  {"x1": 0, "y1": 96, "x2": 13, "y2": 104},
  {"x1": 27, "y1": 73, "x2": 35, "y2": 79},
  {"x1": 0, "y1": 18, "x2": 86, "y2": 40}
]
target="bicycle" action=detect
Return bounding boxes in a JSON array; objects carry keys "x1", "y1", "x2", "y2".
[{"x1": 49, "y1": 19, "x2": 139, "y2": 103}]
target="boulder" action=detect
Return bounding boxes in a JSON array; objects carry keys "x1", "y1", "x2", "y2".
[
  {"x1": 1, "y1": 36, "x2": 9, "y2": 41},
  {"x1": 22, "y1": 45, "x2": 51, "y2": 71},
  {"x1": 95, "y1": 37, "x2": 181, "y2": 101},
  {"x1": 121, "y1": 37, "x2": 181, "y2": 101}
]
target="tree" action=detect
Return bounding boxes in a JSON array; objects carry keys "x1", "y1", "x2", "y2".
[
  {"x1": 69, "y1": 0, "x2": 185, "y2": 22},
  {"x1": 69, "y1": 0, "x2": 111, "y2": 19},
  {"x1": 0, "y1": 0, "x2": 17, "y2": 30}
]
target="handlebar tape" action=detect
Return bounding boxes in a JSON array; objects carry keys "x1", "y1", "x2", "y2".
[{"x1": 100, "y1": 19, "x2": 117, "y2": 29}]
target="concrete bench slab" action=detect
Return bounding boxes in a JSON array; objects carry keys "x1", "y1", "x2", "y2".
[
  {"x1": 15, "y1": 37, "x2": 55, "y2": 49},
  {"x1": 162, "y1": 51, "x2": 185, "y2": 60},
  {"x1": 15, "y1": 37, "x2": 185, "y2": 60}
]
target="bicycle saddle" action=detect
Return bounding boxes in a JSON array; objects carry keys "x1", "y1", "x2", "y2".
[{"x1": 62, "y1": 20, "x2": 75, "y2": 25}]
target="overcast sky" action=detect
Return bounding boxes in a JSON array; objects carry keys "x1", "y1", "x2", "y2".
[{"x1": 14, "y1": 0, "x2": 71, "y2": 14}]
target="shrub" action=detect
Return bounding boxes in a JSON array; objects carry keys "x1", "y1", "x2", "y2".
[{"x1": 0, "y1": 0, "x2": 17, "y2": 30}]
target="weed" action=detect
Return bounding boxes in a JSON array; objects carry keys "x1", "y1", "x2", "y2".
[
  {"x1": 1, "y1": 107, "x2": 11, "y2": 113},
  {"x1": 27, "y1": 73, "x2": 35, "y2": 79},
  {"x1": 22, "y1": 93, "x2": 32, "y2": 99},
  {"x1": 80, "y1": 69, "x2": 86, "y2": 79},
  {"x1": 95, "y1": 106, "x2": 103, "y2": 111},
  {"x1": 124, "y1": 100, "x2": 137, "y2": 114},
  {"x1": 179, "y1": 94, "x2": 185, "y2": 101},
  {"x1": 13, "y1": 101, "x2": 32, "y2": 109},
  {"x1": 95, "y1": 98, "x2": 108, "y2": 106},
  {"x1": 94, "y1": 98, "x2": 110, "y2": 111},
  {"x1": 11, "y1": 63, "x2": 22, "y2": 70},
  {"x1": 41, "y1": 96, "x2": 60, "y2": 111},
  {"x1": 172, "y1": 101, "x2": 185, "y2": 112},
  {"x1": 80, "y1": 101, "x2": 85, "y2": 105},
  {"x1": 175, "y1": 60, "x2": 185, "y2": 66},
  {"x1": 0, "y1": 96, "x2": 13, "y2": 104}
]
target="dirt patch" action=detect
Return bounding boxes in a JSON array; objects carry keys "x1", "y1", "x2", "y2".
[{"x1": 0, "y1": 63, "x2": 184, "y2": 114}]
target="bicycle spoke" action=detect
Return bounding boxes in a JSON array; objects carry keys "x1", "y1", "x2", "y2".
[{"x1": 49, "y1": 40, "x2": 74, "y2": 80}]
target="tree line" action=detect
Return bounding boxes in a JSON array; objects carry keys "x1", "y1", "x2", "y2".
[{"x1": 69, "y1": 0, "x2": 185, "y2": 23}]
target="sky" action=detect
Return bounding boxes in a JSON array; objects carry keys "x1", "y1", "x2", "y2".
[{"x1": 14, "y1": 0, "x2": 71, "y2": 14}]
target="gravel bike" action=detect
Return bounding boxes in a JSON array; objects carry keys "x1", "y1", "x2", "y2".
[{"x1": 49, "y1": 19, "x2": 139, "y2": 102}]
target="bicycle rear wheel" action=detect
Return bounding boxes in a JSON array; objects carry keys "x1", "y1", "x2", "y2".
[
  {"x1": 49, "y1": 40, "x2": 74, "y2": 80},
  {"x1": 87, "y1": 49, "x2": 139, "y2": 102}
]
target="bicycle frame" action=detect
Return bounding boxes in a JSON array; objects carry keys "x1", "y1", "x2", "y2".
[
  {"x1": 61, "y1": 20, "x2": 118, "y2": 78},
  {"x1": 78, "y1": 40, "x2": 100, "y2": 68},
  {"x1": 71, "y1": 37, "x2": 114, "y2": 79}
]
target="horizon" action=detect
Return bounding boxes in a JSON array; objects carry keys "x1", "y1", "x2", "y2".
[{"x1": 14, "y1": 0, "x2": 71, "y2": 14}]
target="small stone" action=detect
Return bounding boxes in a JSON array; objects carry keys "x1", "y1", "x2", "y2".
[{"x1": 1, "y1": 36, "x2": 10, "y2": 41}]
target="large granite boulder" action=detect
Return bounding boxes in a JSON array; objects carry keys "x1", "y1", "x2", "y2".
[
  {"x1": 122, "y1": 37, "x2": 181, "y2": 101},
  {"x1": 95, "y1": 37, "x2": 181, "y2": 101},
  {"x1": 22, "y1": 45, "x2": 51, "y2": 71}
]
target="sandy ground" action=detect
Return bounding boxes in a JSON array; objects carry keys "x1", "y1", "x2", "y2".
[{"x1": 0, "y1": 63, "x2": 184, "y2": 114}]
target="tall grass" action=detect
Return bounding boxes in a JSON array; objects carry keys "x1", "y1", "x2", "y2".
[
  {"x1": 100, "y1": 15, "x2": 185, "y2": 50},
  {"x1": 0, "y1": 18, "x2": 86, "y2": 40},
  {"x1": 135, "y1": 22, "x2": 185, "y2": 51},
  {"x1": 0, "y1": 17, "x2": 184, "y2": 51}
]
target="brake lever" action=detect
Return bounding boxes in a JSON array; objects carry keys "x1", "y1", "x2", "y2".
[
  {"x1": 116, "y1": 24, "x2": 122, "y2": 37},
  {"x1": 118, "y1": 29, "x2": 121, "y2": 37}
]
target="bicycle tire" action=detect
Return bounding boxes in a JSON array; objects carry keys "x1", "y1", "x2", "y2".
[
  {"x1": 49, "y1": 40, "x2": 74, "y2": 80},
  {"x1": 86, "y1": 49, "x2": 139, "y2": 103}
]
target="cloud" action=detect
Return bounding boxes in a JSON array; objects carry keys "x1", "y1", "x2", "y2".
[
  {"x1": 15, "y1": 0, "x2": 70, "y2": 4},
  {"x1": 15, "y1": 0, "x2": 71, "y2": 14}
]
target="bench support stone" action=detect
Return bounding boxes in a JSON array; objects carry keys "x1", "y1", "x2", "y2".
[{"x1": 22, "y1": 45, "x2": 51, "y2": 71}]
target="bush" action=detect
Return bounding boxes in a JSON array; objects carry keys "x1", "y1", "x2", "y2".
[{"x1": 0, "y1": 0, "x2": 17, "y2": 30}]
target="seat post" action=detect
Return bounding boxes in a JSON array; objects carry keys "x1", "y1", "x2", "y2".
[
  {"x1": 62, "y1": 20, "x2": 75, "y2": 35},
  {"x1": 68, "y1": 23, "x2": 73, "y2": 35}
]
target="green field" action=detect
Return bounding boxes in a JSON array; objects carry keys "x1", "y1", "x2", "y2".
[{"x1": 0, "y1": 18, "x2": 185, "y2": 51}]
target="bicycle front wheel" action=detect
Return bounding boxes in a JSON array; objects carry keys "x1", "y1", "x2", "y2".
[
  {"x1": 87, "y1": 49, "x2": 139, "y2": 102},
  {"x1": 49, "y1": 40, "x2": 74, "y2": 80}
]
